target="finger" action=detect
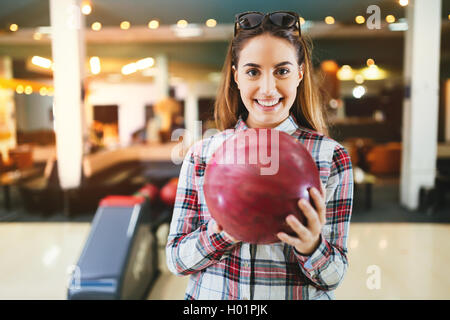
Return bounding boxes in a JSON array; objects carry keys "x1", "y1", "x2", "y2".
[
  {"x1": 285, "y1": 213, "x2": 311, "y2": 241},
  {"x1": 310, "y1": 188, "x2": 326, "y2": 226},
  {"x1": 320, "y1": 182, "x2": 326, "y2": 198},
  {"x1": 299, "y1": 198, "x2": 322, "y2": 234},
  {"x1": 277, "y1": 231, "x2": 303, "y2": 248}
]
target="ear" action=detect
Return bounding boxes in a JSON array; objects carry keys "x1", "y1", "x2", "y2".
[
  {"x1": 298, "y1": 63, "x2": 304, "y2": 85},
  {"x1": 232, "y1": 65, "x2": 239, "y2": 89}
]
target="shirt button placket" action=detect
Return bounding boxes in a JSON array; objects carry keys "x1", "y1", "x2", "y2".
[{"x1": 243, "y1": 260, "x2": 250, "y2": 299}]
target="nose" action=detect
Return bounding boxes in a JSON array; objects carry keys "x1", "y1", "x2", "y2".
[{"x1": 259, "y1": 73, "x2": 278, "y2": 96}]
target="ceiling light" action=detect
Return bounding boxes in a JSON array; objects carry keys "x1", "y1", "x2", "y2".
[
  {"x1": 24, "y1": 86, "x2": 33, "y2": 95},
  {"x1": 16, "y1": 85, "x2": 24, "y2": 94},
  {"x1": 81, "y1": 5, "x2": 91, "y2": 15},
  {"x1": 9, "y1": 24, "x2": 18, "y2": 32},
  {"x1": 325, "y1": 16, "x2": 335, "y2": 25},
  {"x1": 337, "y1": 65, "x2": 354, "y2": 80},
  {"x1": 353, "y1": 85, "x2": 366, "y2": 99},
  {"x1": 136, "y1": 57, "x2": 155, "y2": 69},
  {"x1": 206, "y1": 19, "x2": 217, "y2": 27},
  {"x1": 177, "y1": 19, "x2": 188, "y2": 28},
  {"x1": 148, "y1": 20, "x2": 159, "y2": 29},
  {"x1": 31, "y1": 56, "x2": 53, "y2": 69},
  {"x1": 385, "y1": 15, "x2": 396, "y2": 23},
  {"x1": 120, "y1": 21, "x2": 130, "y2": 30},
  {"x1": 81, "y1": 0, "x2": 92, "y2": 15},
  {"x1": 91, "y1": 22, "x2": 102, "y2": 31},
  {"x1": 399, "y1": 0, "x2": 409, "y2": 6},
  {"x1": 355, "y1": 16, "x2": 365, "y2": 24},
  {"x1": 39, "y1": 87, "x2": 48, "y2": 96},
  {"x1": 122, "y1": 63, "x2": 137, "y2": 75}
]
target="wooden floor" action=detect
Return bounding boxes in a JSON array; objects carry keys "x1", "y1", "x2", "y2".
[{"x1": 0, "y1": 222, "x2": 449, "y2": 300}]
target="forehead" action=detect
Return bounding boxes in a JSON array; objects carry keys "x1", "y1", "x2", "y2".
[{"x1": 238, "y1": 34, "x2": 297, "y2": 67}]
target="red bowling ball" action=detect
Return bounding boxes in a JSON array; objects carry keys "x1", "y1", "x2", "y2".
[
  {"x1": 135, "y1": 183, "x2": 159, "y2": 202},
  {"x1": 203, "y1": 128, "x2": 321, "y2": 244},
  {"x1": 160, "y1": 178, "x2": 178, "y2": 207}
]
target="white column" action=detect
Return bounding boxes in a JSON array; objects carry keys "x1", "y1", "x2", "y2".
[
  {"x1": 400, "y1": 0, "x2": 442, "y2": 210},
  {"x1": 185, "y1": 81, "x2": 201, "y2": 147},
  {"x1": 155, "y1": 54, "x2": 169, "y2": 100},
  {"x1": 50, "y1": 0, "x2": 85, "y2": 189}
]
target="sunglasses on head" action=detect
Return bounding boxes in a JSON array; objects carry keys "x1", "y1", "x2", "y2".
[{"x1": 234, "y1": 11, "x2": 301, "y2": 37}]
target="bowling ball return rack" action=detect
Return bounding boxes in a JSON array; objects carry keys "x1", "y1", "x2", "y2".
[{"x1": 65, "y1": 161, "x2": 180, "y2": 299}]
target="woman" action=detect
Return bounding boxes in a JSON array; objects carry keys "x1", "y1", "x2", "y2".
[{"x1": 166, "y1": 11, "x2": 353, "y2": 300}]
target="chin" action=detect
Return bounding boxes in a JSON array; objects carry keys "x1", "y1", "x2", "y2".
[{"x1": 249, "y1": 110, "x2": 289, "y2": 128}]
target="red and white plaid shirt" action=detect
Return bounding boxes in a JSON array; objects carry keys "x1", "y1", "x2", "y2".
[{"x1": 166, "y1": 114, "x2": 354, "y2": 300}]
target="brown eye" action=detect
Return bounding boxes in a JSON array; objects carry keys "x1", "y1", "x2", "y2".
[
  {"x1": 277, "y1": 68, "x2": 290, "y2": 76},
  {"x1": 246, "y1": 69, "x2": 259, "y2": 77}
]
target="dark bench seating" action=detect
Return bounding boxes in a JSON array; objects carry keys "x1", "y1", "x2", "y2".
[{"x1": 18, "y1": 159, "x2": 181, "y2": 216}]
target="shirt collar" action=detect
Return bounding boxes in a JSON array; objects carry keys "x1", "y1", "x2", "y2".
[{"x1": 234, "y1": 113, "x2": 299, "y2": 135}]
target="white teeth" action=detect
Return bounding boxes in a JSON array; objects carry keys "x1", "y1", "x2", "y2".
[{"x1": 257, "y1": 99, "x2": 281, "y2": 106}]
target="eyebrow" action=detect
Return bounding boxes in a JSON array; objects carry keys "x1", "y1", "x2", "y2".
[{"x1": 243, "y1": 61, "x2": 293, "y2": 68}]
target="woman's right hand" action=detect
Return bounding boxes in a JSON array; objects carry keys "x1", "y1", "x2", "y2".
[{"x1": 211, "y1": 219, "x2": 240, "y2": 243}]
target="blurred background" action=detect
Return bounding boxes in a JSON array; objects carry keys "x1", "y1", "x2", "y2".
[{"x1": 0, "y1": 0, "x2": 449, "y2": 300}]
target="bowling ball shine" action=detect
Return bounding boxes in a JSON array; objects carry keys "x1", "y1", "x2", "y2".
[{"x1": 203, "y1": 128, "x2": 321, "y2": 244}]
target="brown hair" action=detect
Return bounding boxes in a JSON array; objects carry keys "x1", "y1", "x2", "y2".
[{"x1": 214, "y1": 17, "x2": 329, "y2": 136}]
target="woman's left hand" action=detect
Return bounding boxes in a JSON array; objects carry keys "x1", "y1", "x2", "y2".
[{"x1": 277, "y1": 183, "x2": 326, "y2": 256}]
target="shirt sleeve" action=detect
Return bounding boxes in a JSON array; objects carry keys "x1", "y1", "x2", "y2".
[
  {"x1": 294, "y1": 144, "x2": 354, "y2": 291},
  {"x1": 166, "y1": 140, "x2": 239, "y2": 276}
]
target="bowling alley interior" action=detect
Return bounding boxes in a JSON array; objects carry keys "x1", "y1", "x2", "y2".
[{"x1": 0, "y1": 0, "x2": 449, "y2": 300}]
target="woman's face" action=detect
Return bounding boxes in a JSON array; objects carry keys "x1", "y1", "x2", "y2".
[{"x1": 233, "y1": 34, "x2": 303, "y2": 128}]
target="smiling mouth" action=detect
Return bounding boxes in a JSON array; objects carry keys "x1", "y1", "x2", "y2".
[{"x1": 254, "y1": 98, "x2": 284, "y2": 109}]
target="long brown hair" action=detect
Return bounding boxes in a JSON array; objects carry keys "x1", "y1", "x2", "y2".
[{"x1": 214, "y1": 17, "x2": 329, "y2": 136}]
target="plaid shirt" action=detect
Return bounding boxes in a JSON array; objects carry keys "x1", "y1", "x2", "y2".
[{"x1": 166, "y1": 114, "x2": 353, "y2": 300}]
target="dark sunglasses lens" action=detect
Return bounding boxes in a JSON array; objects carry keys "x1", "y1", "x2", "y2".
[
  {"x1": 270, "y1": 13, "x2": 297, "y2": 27},
  {"x1": 238, "y1": 13, "x2": 264, "y2": 29}
]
